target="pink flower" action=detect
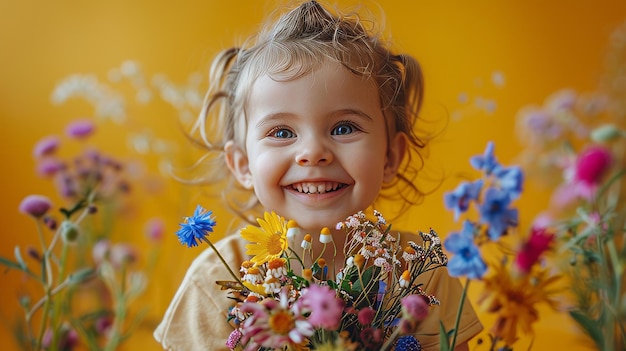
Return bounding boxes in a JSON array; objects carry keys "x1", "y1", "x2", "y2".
[
  {"x1": 92, "y1": 239, "x2": 111, "y2": 264},
  {"x1": 33, "y1": 135, "x2": 60, "y2": 158},
  {"x1": 19, "y1": 195, "x2": 53, "y2": 218},
  {"x1": 66, "y1": 119, "x2": 95, "y2": 139},
  {"x1": 239, "y1": 289, "x2": 313, "y2": 350},
  {"x1": 514, "y1": 227, "x2": 554, "y2": 273},
  {"x1": 226, "y1": 329, "x2": 243, "y2": 349},
  {"x1": 575, "y1": 146, "x2": 612, "y2": 185},
  {"x1": 552, "y1": 146, "x2": 613, "y2": 206},
  {"x1": 109, "y1": 243, "x2": 138, "y2": 268},
  {"x1": 144, "y1": 217, "x2": 165, "y2": 242},
  {"x1": 401, "y1": 294, "x2": 429, "y2": 322},
  {"x1": 358, "y1": 306, "x2": 375, "y2": 325},
  {"x1": 299, "y1": 284, "x2": 344, "y2": 330}
]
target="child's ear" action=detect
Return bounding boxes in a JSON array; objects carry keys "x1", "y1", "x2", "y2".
[
  {"x1": 383, "y1": 132, "x2": 407, "y2": 183},
  {"x1": 224, "y1": 140, "x2": 253, "y2": 189}
]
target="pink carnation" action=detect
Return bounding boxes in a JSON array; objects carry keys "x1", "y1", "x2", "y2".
[{"x1": 575, "y1": 146, "x2": 612, "y2": 185}]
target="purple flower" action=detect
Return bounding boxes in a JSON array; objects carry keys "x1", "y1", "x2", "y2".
[
  {"x1": 65, "y1": 119, "x2": 95, "y2": 139},
  {"x1": 175, "y1": 205, "x2": 216, "y2": 247},
  {"x1": 32, "y1": 135, "x2": 60, "y2": 158},
  {"x1": 444, "y1": 221, "x2": 486, "y2": 279},
  {"x1": 494, "y1": 166, "x2": 524, "y2": 200},
  {"x1": 479, "y1": 187, "x2": 519, "y2": 240},
  {"x1": 470, "y1": 141, "x2": 500, "y2": 175},
  {"x1": 444, "y1": 180, "x2": 483, "y2": 220},
  {"x1": 36, "y1": 158, "x2": 64, "y2": 178},
  {"x1": 19, "y1": 195, "x2": 53, "y2": 218}
]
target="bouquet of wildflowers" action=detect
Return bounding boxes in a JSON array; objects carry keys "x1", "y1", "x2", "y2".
[
  {"x1": 1, "y1": 119, "x2": 156, "y2": 351},
  {"x1": 441, "y1": 142, "x2": 561, "y2": 351},
  {"x1": 176, "y1": 207, "x2": 448, "y2": 350}
]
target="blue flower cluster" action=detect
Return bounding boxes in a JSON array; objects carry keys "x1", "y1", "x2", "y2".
[{"x1": 443, "y1": 142, "x2": 523, "y2": 279}]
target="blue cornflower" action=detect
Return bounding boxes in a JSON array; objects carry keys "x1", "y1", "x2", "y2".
[
  {"x1": 479, "y1": 187, "x2": 519, "y2": 240},
  {"x1": 444, "y1": 221, "x2": 487, "y2": 279},
  {"x1": 470, "y1": 141, "x2": 500, "y2": 175},
  {"x1": 444, "y1": 180, "x2": 483, "y2": 220},
  {"x1": 175, "y1": 205, "x2": 216, "y2": 247},
  {"x1": 494, "y1": 166, "x2": 524, "y2": 200},
  {"x1": 395, "y1": 335, "x2": 422, "y2": 351}
]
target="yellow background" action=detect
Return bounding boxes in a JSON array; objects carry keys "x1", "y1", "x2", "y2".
[{"x1": 2, "y1": 0, "x2": 625, "y2": 350}]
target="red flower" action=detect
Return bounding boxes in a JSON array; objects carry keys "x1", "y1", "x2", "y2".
[{"x1": 514, "y1": 227, "x2": 554, "y2": 273}]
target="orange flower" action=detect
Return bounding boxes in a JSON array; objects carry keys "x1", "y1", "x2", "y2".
[{"x1": 477, "y1": 260, "x2": 561, "y2": 345}]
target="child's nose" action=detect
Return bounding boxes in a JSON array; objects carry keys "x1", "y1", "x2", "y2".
[{"x1": 295, "y1": 140, "x2": 333, "y2": 166}]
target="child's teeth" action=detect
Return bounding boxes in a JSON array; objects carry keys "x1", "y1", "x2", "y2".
[{"x1": 293, "y1": 182, "x2": 342, "y2": 194}]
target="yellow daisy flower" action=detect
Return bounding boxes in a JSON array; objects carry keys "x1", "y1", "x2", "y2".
[
  {"x1": 477, "y1": 260, "x2": 561, "y2": 346},
  {"x1": 241, "y1": 211, "x2": 289, "y2": 265}
]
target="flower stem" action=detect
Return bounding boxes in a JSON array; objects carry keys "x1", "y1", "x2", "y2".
[
  {"x1": 49, "y1": 242, "x2": 69, "y2": 351},
  {"x1": 202, "y1": 237, "x2": 243, "y2": 286},
  {"x1": 380, "y1": 326, "x2": 401, "y2": 351},
  {"x1": 449, "y1": 278, "x2": 470, "y2": 351}
]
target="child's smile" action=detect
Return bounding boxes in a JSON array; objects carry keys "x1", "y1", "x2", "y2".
[{"x1": 226, "y1": 59, "x2": 406, "y2": 234}]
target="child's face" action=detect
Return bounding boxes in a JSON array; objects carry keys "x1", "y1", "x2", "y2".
[{"x1": 226, "y1": 60, "x2": 405, "y2": 233}]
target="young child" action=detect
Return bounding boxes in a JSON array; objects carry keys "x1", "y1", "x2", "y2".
[{"x1": 154, "y1": 1, "x2": 483, "y2": 350}]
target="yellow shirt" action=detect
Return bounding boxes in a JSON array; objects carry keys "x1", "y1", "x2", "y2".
[{"x1": 154, "y1": 233, "x2": 483, "y2": 350}]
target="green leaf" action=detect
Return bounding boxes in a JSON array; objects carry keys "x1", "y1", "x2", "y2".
[
  {"x1": 14, "y1": 246, "x2": 27, "y2": 270},
  {"x1": 352, "y1": 266, "x2": 380, "y2": 292},
  {"x1": 439, "y1": 321, "x2": 451, "y2": 351},
  {"x1": 68, "y1": 268, "x2": 96, "y2": 285},
  {"x1": 0, "y1": 256, "x2": 42, "y2": 283},
  {"x1": 569, "y1": 310, "x2": 603, "y2": 348}
]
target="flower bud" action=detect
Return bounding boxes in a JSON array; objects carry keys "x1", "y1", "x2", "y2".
[
  {"x1": 317, "y1": 258, "x2": 326, "y2": 268},
  {"x1": 358, "y1": 306, "x2": 375, "y2": 325},
  {"x1": 590, "y1": 124, "x2": 623, "y2": 142},
  {"x1": 286, "y1": 220, "x2": 300, "y2": 239},
  {"x1": 302, "y1": 268, "x2": 313, "y2": 281},
  {"x1": 19, "y1": 195, "x2": 52, "y2": 218},
  {"x1": 301, "y1": 234, "x2": 312, "y2": 250},
  {"x1": 319, "y1": 227, "x2": 333, "y2": 243},
  {"x1": 61, "y1": 221, "x2": 80, "y2": 244},
  {"x1": 353, "y1": 254, "x2": 365, "y2": 269}
]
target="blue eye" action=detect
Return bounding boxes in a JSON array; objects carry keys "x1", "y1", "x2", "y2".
[
  {"x1": 331, "y1": 122, "x2": 357, "y2": 136},
  {"x1": 270, "y1": 128, "x2": 295, "y2": 139}
]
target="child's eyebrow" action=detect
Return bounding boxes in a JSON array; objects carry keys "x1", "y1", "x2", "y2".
[
  {"x1": 254, "y1": 109, "x2": 374, "y2": 129},
  {"x1": 254, "y1": 113, "x2": 291, "y2": 129},
  {"x1": 332, "y1": 109, "x2": 374, "y2": 122}
]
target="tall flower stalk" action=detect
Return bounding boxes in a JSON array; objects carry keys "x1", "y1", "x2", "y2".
[{"x1": 2, "y1": 120, "x2": 156, "y2": 351}]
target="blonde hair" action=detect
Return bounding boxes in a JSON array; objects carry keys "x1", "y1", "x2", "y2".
[{"x1": 187, "y1": 1, "x2": 430, "y2": 222}]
